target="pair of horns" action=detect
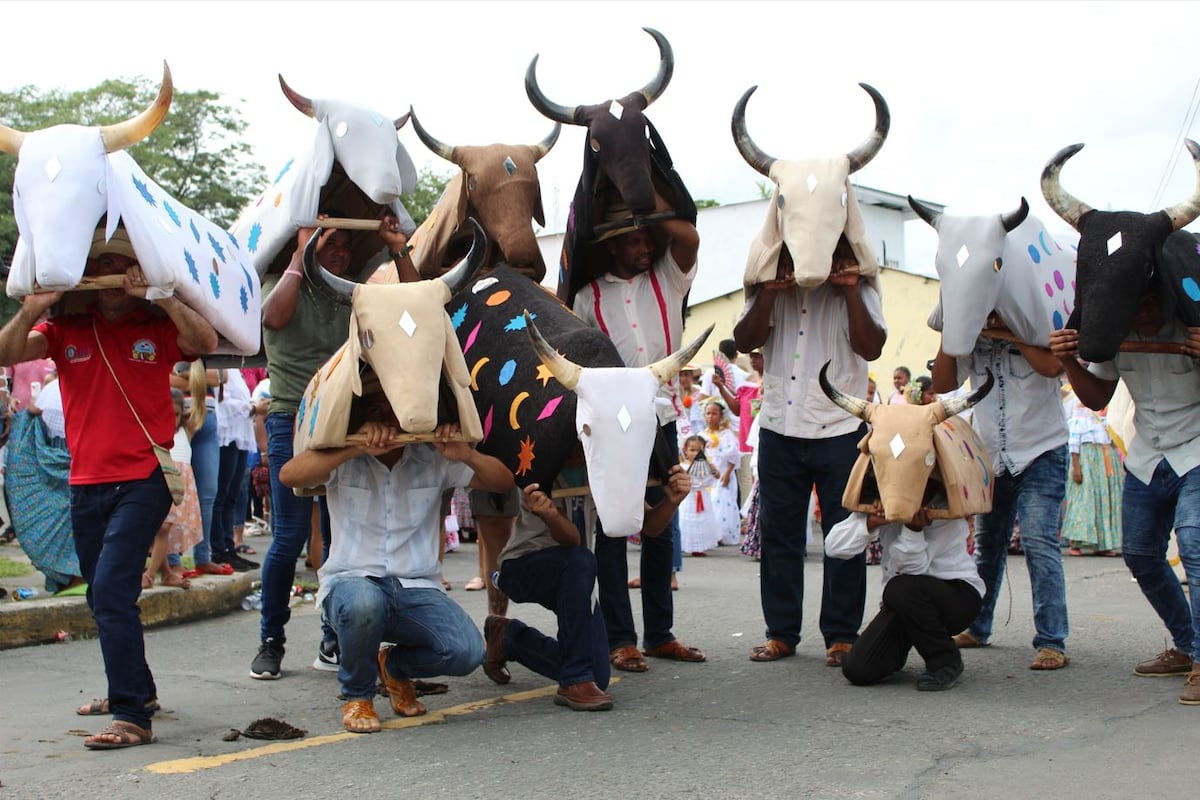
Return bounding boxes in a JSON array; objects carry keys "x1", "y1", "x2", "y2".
[
  {"x1": 818, "y1": 361, "x2": 993, "y2": 421},
  {"x1": 1041, "y1": 139, "x2": 1200, "y2": 231},
  {"x1": 0, "y1": 61, "x2": 173, "y2": 155},
  {"x1": 732, "y1": 82, "x2": 890, "y2": 177},
  {"x1": 525, "y1": 27, "x2": 673, "y2": 125},
  {"x1": 908, "y1": 196, "x2": 1029, "y2": 234},
  {"x1": 526, "y1": 312, "x2": 712, "y2": 391},
  {"x1": 407, "y1": 107, "x2": 560, "y2": 165},
  {"x1": 279, "y1": 74, "x2": 409, "y2": 130}
]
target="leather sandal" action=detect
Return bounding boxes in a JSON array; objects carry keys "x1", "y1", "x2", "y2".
[
  {"x1": 341, "y1": 699, "x2": 381, "y2": 733},
  {"x1": 1030, "y1": 648, "x2": 1070, "y2": 670},
  {"x1": 609, "y1": 645, "x2": 650, "y2": 672},
  {"x1": 77, "y1": 697, "x2": 160, "y2": 716},
  {"x1": 376, "y1": 646, "x2": 427, "y2": 717},
  {"x1": 643, "y1": 639, "x2": 706, "y2": 662},
  {"x1": 749, "y1": 639, "x2": 795, "y2": 662},
  {"x1": 825, "y1": 642, "x2": 853, "y2": 667},
  {"x1": 83, "y1": 720, "x2": 155, "y2": 750}
]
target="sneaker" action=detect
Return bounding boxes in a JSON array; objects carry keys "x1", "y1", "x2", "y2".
[
  {"x1": 1180, "y1": 668, "x2": 1200, "y2": 705},
  {"x1": 216, "y1": 552, "x2": 260, "y2": 572},
  {"x1": 917, "y1": 662, "x2": 964, "y2": 692},
  {"x1": 1133, "y1": 647, "x2": 1193, "y2": 677},
  {"x1": 313, "y1": 639, "x2": 340, "y2": 672},
  {"x1": 250, "y1": 638, "x2": 285, "y2": 680}
]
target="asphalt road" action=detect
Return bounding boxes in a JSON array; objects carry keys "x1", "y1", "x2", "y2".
[{"x1": 0, "y1": 542, "x2": 1190, "y2": 800}]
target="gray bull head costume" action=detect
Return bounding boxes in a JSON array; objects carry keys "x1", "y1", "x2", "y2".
[
  {"x1": 525, "y1": 27, "x2": 697, "y2": 306},
  {"x1": 819, "y1": 363, "x2": 995, "y2": 523},
  {"x1": 733, "y1": 83, "x2": 889, "y2": 288},
  {"x1": 1041, "y1": 139, "x2": 1200, "y2": 362},
  {"x1": 292, "y1": 219, "x2": 487, "y2": 455},
  {"x1": 405, "y1": 109, "x2": 561, "y2": 283},
  {"x1": 907, "y1": 197, "x2": 1077, "y2": 356}
]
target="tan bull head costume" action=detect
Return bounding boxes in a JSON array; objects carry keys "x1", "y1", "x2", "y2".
[
  {"x1": 293, "y1": 220, "x2": 488, "y2": 455},
  {"x1": 819, "y1": 363, "x2": 995, "y2": 523},
  {"x1": 732, "y1": 83, "x2": 889, "y2": 289}
]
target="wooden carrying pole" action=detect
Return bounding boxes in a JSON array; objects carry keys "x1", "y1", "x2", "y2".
[
  {"x1": 303, "y1": 218, "x2": 385, "y2": 231},
  {"x1": 344, "y1": 431, "x2": 469, "y2": 446},
  {"x1": 981, "y1": 328, "x2": 1189, "y2": 356}
]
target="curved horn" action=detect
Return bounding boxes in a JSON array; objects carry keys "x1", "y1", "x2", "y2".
[
  {"x1": 0, "y1": 122, "x2": 25, "y2": 155},
  {"x1": 1000, "y1": 197, "x2": 1030, "y2": 233},
  {"x1": 525, "y1": 54, "x2": 580, "y2": 125},
  {"x1": 302, "y1": 229, "x2": 356, "y2": 306},
  {"x1": 636, "y1": 27, "x2": 674, "y2": 107},
  {"x1": 647, "y1": 323, "x2": 714, "y2": 386},
  {"x1": 532, "y1": 122, "x2": 562, "y2": 161},
  {"x1": 525, "y1": 311, "x2": 582, "y2": 390},
  {"x1": 407, "y1": 107, "x2": 456, "y2": 164},
  {"x1": 438, "y1": 218, "x2": 487, "y2": 294},
  {"x1": 731, "y1": 86, "x2": 776, "y2": 177},
  {"x1": 818, "y1": 361, "x2": 870, "y2": 421},
  {"x1": 845, "y1": 83, "x2": 890, "y2": 173},
  {"x1": 393, "y1": 111, "x2": 410, "y2": 131},
  {"x1": 907, "y1": 195, "x2": 941, "y2": 228},
  {"x1": 1162, "y1": 139, "x2": 1200, "y2": 230},
  {"x1": 100, "y1": 61, "x2": 173, "y2": 153},
  {"x1": 940, "y1": 368, "x2": 994, "y2": 418},
  {"x1": 278, "y1": 74, "x2": 315, "y2": 118},
  {"x1": 1040, "y1": 143, "x2": 1092, "y2": 231}
]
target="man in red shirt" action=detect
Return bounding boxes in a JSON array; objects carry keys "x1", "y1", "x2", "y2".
[{"x1": 0, "y1": 228, "x2": 217, "y2": 750}]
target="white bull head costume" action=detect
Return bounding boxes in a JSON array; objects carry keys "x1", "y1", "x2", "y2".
[
  {"x1": 293, "y1": 220, "x2": 488, "y2": 454},
  {"x1": 732, "y1": 83, "x2": 889, "y2": 288},
  {"x1": 230, "y1": 75, "x2": 418, "y2": 278},
  {"x1": 1, "y1": 63, "x2": 261, "y2": 354},
  {"x1": 819, "y1": 362, "x2": 995, "y2": 523},
  {"x1": 909, "y1": 197, "x2": 1077, "y2": 356},
  {"x1": 524, "y1": 312, "x2": 712, "y2": 537}
]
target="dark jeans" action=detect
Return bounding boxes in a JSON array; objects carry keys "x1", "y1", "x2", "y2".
[
  {"x1": 757, "y1": 425, "x2": 867, "y2": 649},
  {"x1": 260, "y1": 412, "x2": 333, "y2": 644},
  {"x1": 71, "y1": 469, "x2": 172, "y2": 730},
  {"x1": 842, "y1": 576, "x2": 982, "y2": 685},
  {"x1": 595, "y1": 421, "x2": 678, "y2": 651},
  {"x1": 212, "y1": 444, "x2": 248, "y2": 557},
  {"x1": 498, "y1": 545, "x2": 610, "y2": 689}
]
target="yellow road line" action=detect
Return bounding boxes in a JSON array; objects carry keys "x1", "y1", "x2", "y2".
[{"x1": 145, "y1": 684, "x2": 561, "y2": 775}]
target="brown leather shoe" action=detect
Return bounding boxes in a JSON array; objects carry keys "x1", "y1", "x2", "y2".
[
  {"x1": 554, "y1": 681, "x2": 614, "y2": 711},
  {"x1": 376, "y1": 645, "x2": 426, "y2": 717},
  {"x1": 483, "y1": 615, "x2": 512, "y2": 684}
]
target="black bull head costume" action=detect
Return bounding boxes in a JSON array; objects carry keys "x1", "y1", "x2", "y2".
[
  {"x1": 819, "y1": 363, "x2": 995, "y2": 524},
  {"x1": 1041, "y1": 138, "x2": 1200, "y2": 362},
  {"x1": 525, "y1": 26, "x2": 697, "y2": 306}
]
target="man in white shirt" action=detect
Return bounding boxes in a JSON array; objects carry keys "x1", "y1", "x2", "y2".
[
  {"x1": 735, "y1": 236, "x2": 887, "y2": 667},
  {"x1": 572, "y1": 195, "x2": 704, "y2": 673},
  {"x1": 279, "y1": 392, "x2": 514, "y2": 733}
]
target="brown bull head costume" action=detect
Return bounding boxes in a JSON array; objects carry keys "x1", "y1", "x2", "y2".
[
  {"x1": 819, "y1": 363, "x2": 995, "y2": 523},
  {"x1": 1041, "y1": 139, "x2": 1200, "y2": 362},
  {"x1": 404, "y1": 110, "x2": 561, "y2": 282},
  {"x1": 526, "y1": 26, "x2": 697, "y2": 306},
  {"x1": 733, "y1": 83, "x2": 889, "y2": 288}
]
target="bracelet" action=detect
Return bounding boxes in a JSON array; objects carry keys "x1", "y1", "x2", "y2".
[{"x1": 389, "y1": 244, "x2": 413, "y2": 261}]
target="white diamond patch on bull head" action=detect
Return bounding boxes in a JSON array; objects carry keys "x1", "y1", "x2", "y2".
[
  {"x1": 503, "y1": 156, "x2": 516, "y2": 176},
  {"x1": 617, "y1": 405, "x2": 632, "y2": 432},
  {"x1": 472, "y1": 277, "x2": 499, "y2": 294},
  {"x1": 956, "y1": 244, "x2": 970, "y2": 268},
  {"x1": 608, "y1": 100, "x2": 624, "y2": 120},
  {"x1": 1107, "y1": 232, "x2": 1122, "y2": 255},
  {"x1": 889, "y1": 433, "x2": 905, "y2": 459},
  {"x1": 398, "y1": 310, "x2": 417, "y2": 337},
  {"x1": 44, "y1": 156, "x2": 61, "y2": 182},
  {"x1": 806, "y1": 174, "x2": 819, "y2": 193}
]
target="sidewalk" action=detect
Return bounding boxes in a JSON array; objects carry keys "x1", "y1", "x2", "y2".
[{"x1": 0, "y1": 531, "x2": 273, "y2": 651}]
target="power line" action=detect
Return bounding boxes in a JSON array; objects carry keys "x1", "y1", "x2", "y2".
[{"x1": 1149, "y1": 75, "x2": 1200, "y2": 211}]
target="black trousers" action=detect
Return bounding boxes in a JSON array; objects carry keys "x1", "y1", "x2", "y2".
[{"x1": 842, "y1": 575, "x2": 982, "y2": 685}]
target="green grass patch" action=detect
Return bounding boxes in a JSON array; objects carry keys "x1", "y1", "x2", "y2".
[{"x1": 0, "y1": 556, "x2": 35, "y2": 578}]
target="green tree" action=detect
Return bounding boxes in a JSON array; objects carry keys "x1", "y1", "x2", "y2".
[
  {"x1": 0, "y1": 75, "x2": 266, "y2": 259},
  {"x1": 695, "y1": 198, "x2": 720, "y2": 209},
  {"x1": 403, "y1": 164, "x2": 454, "y2": 227}
]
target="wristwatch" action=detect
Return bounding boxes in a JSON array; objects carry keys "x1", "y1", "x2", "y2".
[{"x1": 389, "y1": 244, "x2": 414, "y2": 261}]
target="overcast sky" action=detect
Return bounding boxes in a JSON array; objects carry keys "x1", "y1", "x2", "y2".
[{"x1": 2, "y1": 0, "x2": 1198, "y2": 268}]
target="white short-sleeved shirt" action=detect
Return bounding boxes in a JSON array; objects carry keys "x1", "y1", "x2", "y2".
[
  {"x1": 573, "y1": 251, "x2": 695, "y2": 425},
  {"x1": 316, "y1": 445, "x2": 474, "y2": 607},
  {"x1": 756, "y1": 281, "x2": 886, "y2": 440},
  {"x1": 1088, "y1": 318, "x2": 1200, "y2": 484}
]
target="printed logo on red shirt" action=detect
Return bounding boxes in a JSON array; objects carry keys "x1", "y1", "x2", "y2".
[
  {"x1": 131, "y1": 339, "x2": 158, "y2": 363},
  {"x1": 64, "y1": 344, "x2": 92, "y2": 364}
]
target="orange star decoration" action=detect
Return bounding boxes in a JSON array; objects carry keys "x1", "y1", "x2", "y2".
[
  {"x1": 535, "y1": 362, "x2": 555, "y2": 388},
  {"x1": 515, "y1": 435, "x2": 536, "y2": 477}
]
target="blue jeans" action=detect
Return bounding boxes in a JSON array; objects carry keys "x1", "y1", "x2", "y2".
[
  {"x1": 968, "y1": 445, "x2": 1069, "y2": 651},
  {"x1": 595, "y1": 421, "x2": 678, "y2": 651},
  {"x1": 189, "y1": 410, "x2": 219, "y2": 565},
  {"x1": 71, "y1": 469, "x2": 172, "y2": 730},
  {"x1": 757, "y1": 426, "x2": 866, "y2": 648},
  {"x1": 323, "y1": 577, "x2": 483, "y2": 700},
  {"x1": 260, "y1": 412, "x2": 332, "y2": 644},
  {"x1": 212, "y1": 445, "x2": 248, "y2": 557},
  {"x1": 498, "y1": 545, "x2": 610, "y2": 688},
  {"x1": 1122, "y1": 460, "x2": 1200, "y2": 661}
]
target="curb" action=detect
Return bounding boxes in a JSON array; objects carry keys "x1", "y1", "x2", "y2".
[{"x1": 0, "y1": 573, "x2": 255, "y2": 650}]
